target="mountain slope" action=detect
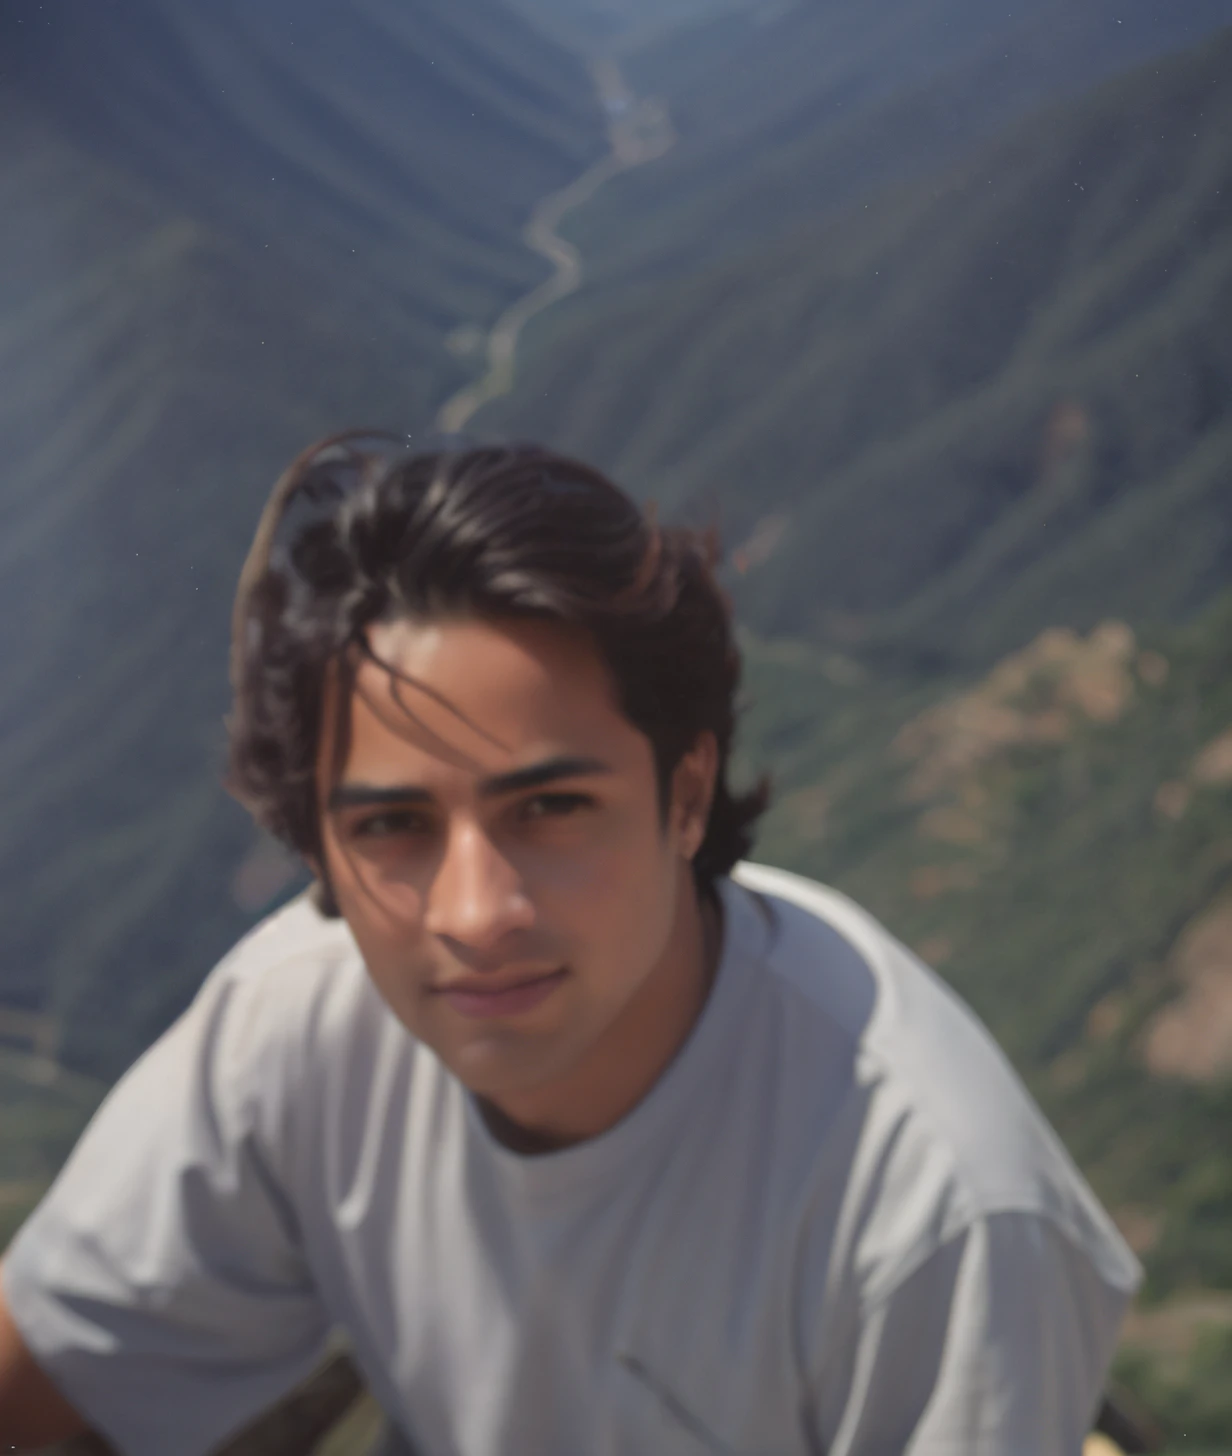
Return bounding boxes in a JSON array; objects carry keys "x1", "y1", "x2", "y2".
[
  {"x1": 482, "y1": 28, "x2": 1232, "y2": 667},
  {"x1": 2, "y1": 0, "x2": 602, "y2": 338},
  {"x1": 0, "y1": 0, "x2": 604, "y2": 1074},
  {"x1": 572, "y1": 0, "x2": 1232, "y2": 283}
]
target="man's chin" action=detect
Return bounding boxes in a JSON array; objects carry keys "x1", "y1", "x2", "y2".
[{"x1": 439, "y1": 1022, "x2": 587, "y2": 1106}]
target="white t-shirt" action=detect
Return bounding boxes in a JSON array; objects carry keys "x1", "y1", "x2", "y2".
[{"x1": 5, "y1": 864, "x2": 1140, "y2": 1456}]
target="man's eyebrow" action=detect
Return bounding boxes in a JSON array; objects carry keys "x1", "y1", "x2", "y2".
[
  {"x1": 327, "y1": 755, "x2": 612, "y2": 812},
  {"x1": 477, "y1": 755, "x2": 612, "y2": 799},
  {"x1": 327, "y1": 783, "x2": 432, "y2": 811}
]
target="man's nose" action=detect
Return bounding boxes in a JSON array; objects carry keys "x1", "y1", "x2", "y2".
[{"x1": 423, "y1": 818, "x2": 533, "y2": 952}]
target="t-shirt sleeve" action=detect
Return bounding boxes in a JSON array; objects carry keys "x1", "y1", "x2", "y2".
[
  {"x1": 813, "y1": 1209, "x2": 1138, "y2": 1456},
  {"x1": 2, "y1": 962, "x2": 331, "y2": 1456}
]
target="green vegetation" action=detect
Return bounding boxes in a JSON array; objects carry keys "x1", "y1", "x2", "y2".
[
  {"x1": 1117, "y1": 1324, "x2": 1232, "y2": 1450},
  {"x1": 0, "y1": 1055, "x2": 103, "y2": 1249}
]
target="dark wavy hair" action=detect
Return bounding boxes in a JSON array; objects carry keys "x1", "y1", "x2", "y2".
[{"x1": 226, "y1": 432, "x2": 769, "y2": 911}]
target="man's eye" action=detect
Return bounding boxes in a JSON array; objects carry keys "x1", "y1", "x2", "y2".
[
  {"x1": 518, "y1": 792, "x2": 593, "y2": 821},
  {"x1": 352, "y1": 810, "x2": 433, "y2": 838}
]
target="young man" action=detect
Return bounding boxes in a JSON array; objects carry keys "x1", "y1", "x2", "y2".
[{"x1": 0, "y1": 436, "x2": 1139, "y2": 1454}]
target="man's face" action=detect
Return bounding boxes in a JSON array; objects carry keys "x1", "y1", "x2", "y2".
[{"x1": 316, "y1": 615, "x2": 712, "y2": 1104}]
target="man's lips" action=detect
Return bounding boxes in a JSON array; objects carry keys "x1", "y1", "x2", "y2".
[{"x1": 432, "y1": 968, "x2": 567, "y2": 1020}]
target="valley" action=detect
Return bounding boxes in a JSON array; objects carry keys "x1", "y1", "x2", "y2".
[{"x1": 436, "y1": 58, "x2": 674, "y2": 434}]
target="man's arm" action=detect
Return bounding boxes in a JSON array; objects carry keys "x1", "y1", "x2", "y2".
[
  {"x1": 2, "y1": 1263, "x2": 371, "y2": 1456},
  {"x1": 0, "y1": 1264, "x2": 91, "y2": 1448},
  {"x1": 0, "y1": 956, "x2": 335, "y2": 1456},
  {"x1": 813, "y1": 1209, "x2": 1137, "y2": 1454}
]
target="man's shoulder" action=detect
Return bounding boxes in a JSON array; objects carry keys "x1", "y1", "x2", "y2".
[
  {"x1": 216, "y1": 889, "x2": 358, "y2": 983},
  {"x1": 183, "y1": 890, "x2": 387, "y2": 1074},
  {"x1": 733, "y1": 862, "x2": 1010, "y2": 1089},
  {"x1": 730, "y1": 863, "x2": 1139, "y2": 1292},
  {"x1": 733, "y1": 859, "x2": 1058, "y2": 1195}
]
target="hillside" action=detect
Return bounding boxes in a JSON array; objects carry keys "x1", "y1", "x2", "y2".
[
  {"x1": 1, "y1": 0, "x2": 602, "y2": 342},
  {"x1": 567, "y1": 0, "x2": 1232, "y2": 283},
  {"x1": 0, "y1": 1051, "x2": 102, "y2": 1251},
  {"x1": 0, "y1": 0, "x2": 604, "y2": 1074},
  {"x1": 481, "y1": 27, "x2": 1232, "y2": 669}
]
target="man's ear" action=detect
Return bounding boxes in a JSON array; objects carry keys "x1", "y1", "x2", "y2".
[{"x1": 672, "y1": 732, "x2": 719, "y2": 861}]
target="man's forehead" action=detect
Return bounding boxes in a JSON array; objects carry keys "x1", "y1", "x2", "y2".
[
  {"x1": 320, "y1": 615, "x2": 637, "y2": 790},
  {"x1": 364, "y1": 613, "x2": 604, "y2": 683}
]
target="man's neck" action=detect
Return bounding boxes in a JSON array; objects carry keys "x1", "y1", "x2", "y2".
[{"x1": 478, "y1": 877, "x2": 722, "y2": 1154}]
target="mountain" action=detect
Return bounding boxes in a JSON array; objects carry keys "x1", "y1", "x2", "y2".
[
  {"x1": 480, "y1": 26, "x2": 1232, "y2": 669},
  {"x1": 0, "y1": 0, "x2": 605, "y2": 1073},
  {"x1": 571, "y1": 0, "x2": 1232, "y2": 282},
  {"x1": 1, "y1": 0, "x2": 602, "y2": 349}
]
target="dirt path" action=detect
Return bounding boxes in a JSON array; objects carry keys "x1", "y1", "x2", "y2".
[{"x1": 435, "y1": 59, "x2": 674, "y2": 435}]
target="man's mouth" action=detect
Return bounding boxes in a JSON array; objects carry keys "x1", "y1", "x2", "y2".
[{"x1": 432, "y1": 968, "x2": 567, "y2": 1020}]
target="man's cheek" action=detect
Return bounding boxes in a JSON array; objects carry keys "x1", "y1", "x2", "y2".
[
  {"x1": 547, "y1": 815, "x2": 662, "y2": 895},
  {"x1": 351, "y1": 921, "x2": 431, "y2": 993}
]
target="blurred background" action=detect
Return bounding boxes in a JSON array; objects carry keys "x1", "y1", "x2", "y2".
[{"x1": 2, "y1": 0, "x2": 1231, "y2": 1448}]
